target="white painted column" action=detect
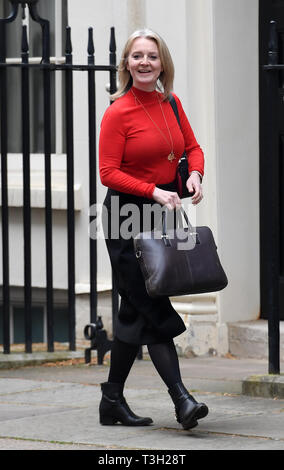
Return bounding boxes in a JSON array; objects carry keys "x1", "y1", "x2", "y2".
[
  {"x1": 212, "y1": 0, "x2": 260, "y2": 326},
  {"x1": 127, "y1": 0, "x2": 146, "y2": 34}
]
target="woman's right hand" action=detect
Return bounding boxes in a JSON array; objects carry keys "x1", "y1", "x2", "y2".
[{"x1": 152, "y1": 187, "x2": 182, "y2": 210}]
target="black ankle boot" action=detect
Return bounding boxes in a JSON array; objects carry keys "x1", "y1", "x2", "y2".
[
  {"x1": 99, "y1": 382, "x2": 153, "y2": 426},
  {"x1": 168, "y1": 382, "x2": 208, "y2": 430}
]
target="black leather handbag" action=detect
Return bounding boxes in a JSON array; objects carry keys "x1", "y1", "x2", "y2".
[
  {"x1": 169, "y1": 93, "x2": 195, "y2": 199},
  {"x1": 133, "y1": 208, "x2": 228, "y2": 298}
]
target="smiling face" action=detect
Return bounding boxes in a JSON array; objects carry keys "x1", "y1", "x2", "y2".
[{"x1": 126, "y1": 37, "x2": 163, "y2": 92}]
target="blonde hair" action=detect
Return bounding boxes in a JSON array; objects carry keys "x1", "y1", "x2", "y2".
[{"x1": 111, "y1": 29, "x2": 174, "y2": 101}]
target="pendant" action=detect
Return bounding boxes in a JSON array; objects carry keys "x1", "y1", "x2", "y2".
[{"x1": 168, "y1": 151, "x2": 176, "y2": 162}]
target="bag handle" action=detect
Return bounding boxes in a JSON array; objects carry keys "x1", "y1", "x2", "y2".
[{"x1": 161, "y1": 207, "x2": 198, "y2": 246}]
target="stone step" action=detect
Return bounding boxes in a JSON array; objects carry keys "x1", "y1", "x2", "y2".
[{"x1": 228, "y1": 320, "x2": 284, "y2": 361}]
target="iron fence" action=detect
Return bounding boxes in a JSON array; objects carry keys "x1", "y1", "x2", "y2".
[
  {"x1": 0, "y1": 0, "x2": 118, "y2": 361},
  {"x1": 262, "y1": 20, "x2": 284, "y2": 374}
]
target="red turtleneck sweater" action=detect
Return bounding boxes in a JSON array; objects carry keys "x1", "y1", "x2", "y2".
[{"x1": 99, "y1": 87, "x2": 204, "y2": 198}]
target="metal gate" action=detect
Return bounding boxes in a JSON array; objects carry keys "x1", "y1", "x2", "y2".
[{"x1": 0, "y1": 0, "x2": 118, "y2": 361}]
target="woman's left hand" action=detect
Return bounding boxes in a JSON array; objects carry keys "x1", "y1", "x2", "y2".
[{"x1": 186, "y1": 173, "x2": 203, "y2": 205}]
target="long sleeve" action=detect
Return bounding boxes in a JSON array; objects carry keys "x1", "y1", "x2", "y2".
[{"x1": 99, "y1": 103, "x2": 156, "y2": 198}]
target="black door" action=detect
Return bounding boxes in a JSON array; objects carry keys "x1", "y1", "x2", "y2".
[{"x1": 259, "y1": 0, "x2": 284, "y2": 320}]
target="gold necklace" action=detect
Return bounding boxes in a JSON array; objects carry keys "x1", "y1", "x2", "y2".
[{"x1": 131, "y1": 89, "x2": 176, "y2": 162}]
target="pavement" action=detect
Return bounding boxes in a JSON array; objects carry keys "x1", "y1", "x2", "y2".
[{"x1": 0, "y1": 352, "x2": 283, "y2": 452}]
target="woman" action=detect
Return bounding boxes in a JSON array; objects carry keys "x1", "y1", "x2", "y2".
[{"x1": 98, "y1": 29, "x2": 208, "y2": 430}]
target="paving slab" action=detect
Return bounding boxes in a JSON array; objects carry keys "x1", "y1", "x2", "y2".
[{"x1": 0, "y1": 438, "x2": 108, "y2": 450}]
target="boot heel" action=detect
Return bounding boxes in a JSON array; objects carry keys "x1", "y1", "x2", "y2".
[
  {"x1": 99, "y1": 382, "x2": 153, "y2": 426},
  {"x1": 100, "y1": 415, "x2": 117, "y2": 425}
]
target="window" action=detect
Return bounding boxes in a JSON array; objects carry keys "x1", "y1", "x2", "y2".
[
  {"x1": 0, "y1": 0, "x2": 68, "y2": 153},
  {"x1": 13, "y1": 306, "x2": 44, "y2": 343},
  {"x1": 0, "y1": 304, "x2": 70, "y2": 344}
]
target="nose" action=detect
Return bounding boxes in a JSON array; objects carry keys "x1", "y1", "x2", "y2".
[{"x1": 140, "y1": 55, "x2": 150, "y2": 65}]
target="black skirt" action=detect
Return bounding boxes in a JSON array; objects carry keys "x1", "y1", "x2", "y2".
[{"x1": 103, "y1": 181, "x2": 186, "y2": 345}]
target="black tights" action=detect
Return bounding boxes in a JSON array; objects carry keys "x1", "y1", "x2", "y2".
[{"x1": 108, "y1": 336, "x2": 182, "y2": 389}]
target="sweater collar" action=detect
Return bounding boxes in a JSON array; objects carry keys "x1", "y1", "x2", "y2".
[{"x1": 130, "y1": 86, "x2": 163, "y2": 104}]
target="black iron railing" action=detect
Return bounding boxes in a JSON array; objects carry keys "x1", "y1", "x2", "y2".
[
  {"x1": 0, "y1": 0, "x2": 118, "y2": 361},
  {"x1": 262, "y1": 20, "x2": 284, "y2": 374}
]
